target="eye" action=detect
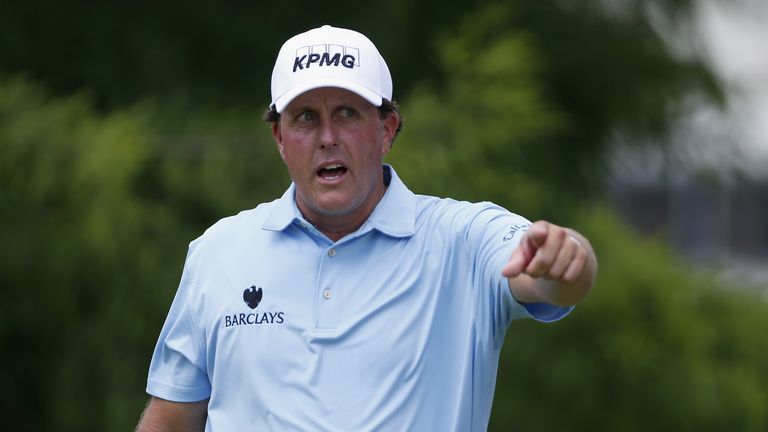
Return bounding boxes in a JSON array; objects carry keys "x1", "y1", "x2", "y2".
[
  {"x1": 296, "y1": 111, "x2": 316, "y2": 123},
  {"x1": 336, "y1": 107, "x2": 358, "y2": 119}
]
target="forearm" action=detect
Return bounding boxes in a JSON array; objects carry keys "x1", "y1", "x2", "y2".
[{"x1": 136, "y1": 397, "x2": 208, "y2": 432}]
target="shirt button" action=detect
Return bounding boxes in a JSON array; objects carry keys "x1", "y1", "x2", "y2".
[
  {"x1": 328, "y1": 248, "x2": 336, "y2": 257},
  {"x1": 323, "y1": 289, "x2": 332, "y2": 299}
]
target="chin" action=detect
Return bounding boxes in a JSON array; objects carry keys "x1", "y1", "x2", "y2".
[
  {"x1": 316, "y1": 201, "x2": 357, "y2": 216},
  {"x1": 304, "y1": 193, "x2": 353, "y2": 214}
]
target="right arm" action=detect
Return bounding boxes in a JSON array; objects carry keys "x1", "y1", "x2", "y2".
[{"x1": 136, "y1": 397, "x2": 208, "y2": 432}]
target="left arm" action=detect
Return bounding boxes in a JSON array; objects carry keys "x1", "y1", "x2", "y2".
[{"x1": 502, "y1": 221, "x2": 597, "y2": 307}]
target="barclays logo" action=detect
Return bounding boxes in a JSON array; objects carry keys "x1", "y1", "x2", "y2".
[
  {"x1": 223, "y1": 285, "x2": 285, "y2": 328},
  {"x1": 243, "y1": 285, "x2": 263, "y2": 309},
  {"x1": 224, "y1": 311, "x2": 284, "y2": 327}
]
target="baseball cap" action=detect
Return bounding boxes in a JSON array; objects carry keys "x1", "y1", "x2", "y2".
[{"x1": 270, "y1": 25, "x2": 393, "y2": 113}]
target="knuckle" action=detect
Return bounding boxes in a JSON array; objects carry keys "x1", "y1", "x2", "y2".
[
  {"x1": 548, "y1": 267, "x2": 565, "y2": 280},
  {"x1": 561, "y1": 270, "x2": 575, "y2": 283},
  {"x1": 526, "y1": 261, "x2": 547, "y2": 277},
  {"x1": 565, "y1": 259, "x2": 586, "y2": 281}
]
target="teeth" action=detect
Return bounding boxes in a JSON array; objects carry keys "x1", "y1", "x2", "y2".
[{"x1": 324, "y1": 164, "x2": 342, "y2": 170}]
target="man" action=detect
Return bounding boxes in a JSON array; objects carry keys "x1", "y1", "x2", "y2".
[{"x1": 137, "y1": 25, "x2": 597, "y2": 431}]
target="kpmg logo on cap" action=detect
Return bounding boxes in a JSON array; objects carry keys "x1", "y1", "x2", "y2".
[{"x1": 293, "y1": 44, "x2": 360, "y2": 72}]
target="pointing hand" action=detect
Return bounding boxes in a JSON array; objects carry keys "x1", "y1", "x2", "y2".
[{"x1": 502, "y1": 221, "x2": 588, "y2": 283}]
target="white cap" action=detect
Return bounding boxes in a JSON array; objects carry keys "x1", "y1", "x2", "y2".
[{"x1": 270, "y1": 25, "x2": 393, "y2": 113}]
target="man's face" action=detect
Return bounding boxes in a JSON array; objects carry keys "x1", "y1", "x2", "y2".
[{"x1": 272, "y1": 87, "x2": 398, "y2": 235}]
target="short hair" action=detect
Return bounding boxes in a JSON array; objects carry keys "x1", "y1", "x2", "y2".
[{"x1": 262, "y1": 99, "x2": 404, "y2": 145}]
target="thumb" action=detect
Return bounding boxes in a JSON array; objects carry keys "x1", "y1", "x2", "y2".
[
  {"x1": 501, "y1": 222, "x2": 548, "y2": 278},
  {"x1": 502, "y1": 246, "x2": 527, "y2": 278}
]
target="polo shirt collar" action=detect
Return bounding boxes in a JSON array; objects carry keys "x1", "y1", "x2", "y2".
[
  {"x1": 366, "y1": 165, "x2": 416, "y2": 237},
  {"x1": 262, "y1": 165, "x2": 416, "y2": 238},
  {"x1": 262, "y1": 183, "x2": 302, "y2": 231}
]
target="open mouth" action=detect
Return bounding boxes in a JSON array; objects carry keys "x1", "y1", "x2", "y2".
[{"x1": 317, "y1": 164, "x2": 348, "y2": 181}]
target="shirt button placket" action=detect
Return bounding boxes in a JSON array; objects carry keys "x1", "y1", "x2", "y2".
[
  {"x1": 323, "y1": 251, "x2": 335, "y2": 299},
  {"x1": 316, "y1": 246, "x2": 339, "y2": 330}
]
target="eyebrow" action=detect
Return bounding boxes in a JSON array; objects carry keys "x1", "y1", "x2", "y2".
[
  {"x1": 290, "y1": 106, "x2": 315, "y2": 113},
  {"x1": 287, "y1": 99, "x2": 366, "y2": 115}
]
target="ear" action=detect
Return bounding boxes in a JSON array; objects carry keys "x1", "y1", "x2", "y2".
[
  {"x1": 381, "y1": 111, "x2": 399, "y2": 156},
  {"x1": 271, "y1": 122, "x2": 286, "y2": 161}
]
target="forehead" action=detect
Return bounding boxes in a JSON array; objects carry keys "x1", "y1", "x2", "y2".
[{"x1": 283, "y1": 87, "x2": 376, "y2": 112}]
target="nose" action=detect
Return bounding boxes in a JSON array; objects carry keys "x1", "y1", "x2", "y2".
[{"x1": 318, "y1": 116, "x2": 338, "y2": 148}]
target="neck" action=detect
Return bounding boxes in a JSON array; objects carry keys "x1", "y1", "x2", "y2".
[{"x1": 298, "y1": 182, "x2": 387, "y2": 243}]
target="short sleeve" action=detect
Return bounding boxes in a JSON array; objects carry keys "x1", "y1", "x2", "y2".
[
  {"x1": 467, "y1": 204, "x2": 572, "y2": 348},
  {"x1": 146, "y1": 242, "x2": 211, "y2": 402}
]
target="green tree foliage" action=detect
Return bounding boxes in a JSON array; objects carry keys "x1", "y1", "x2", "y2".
[
  {"x1": 0, "y1": 77, "x2": 286, "y2": 431},
  {"x1": 398, "y1": 1, "x2": 722, "y2": 205},
  {"x1": 0, "y1": 0, "x2": 721, "y2": 200},
  {"x1": 0, "y1": 0, "x2": 470, "y2": 110},
  {"x1": 390, "y1": 5, "x2": 565, "y2": 216},
  {"x1": 493, "y1": 208, "x2": 768, "y2": 431},
  {"x1": 0, "y1": 78, "x2": 159, "y2": 430}
]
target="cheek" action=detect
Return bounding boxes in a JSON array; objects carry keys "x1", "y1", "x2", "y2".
[
  {"x1": 347, "y1": 128, "x2": 387, "y2": 161},
  {"x1": 281, "y1": 146, "x2": 309, "y2": 172},
  {"x1": 277, "y1": 148, "x2": 307, "y2": 181},
  {"x1": 278, "y1": 132, "x2": 311, "y2": 163}
]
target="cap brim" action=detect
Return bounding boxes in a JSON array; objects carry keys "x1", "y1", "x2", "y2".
[{"x1": 272, "y1": 79, "x2": 383, "y2": 113}]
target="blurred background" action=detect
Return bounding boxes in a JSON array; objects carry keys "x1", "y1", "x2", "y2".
[{"x1": 1, "y1": 0, "x2": 766, "y2": 430}]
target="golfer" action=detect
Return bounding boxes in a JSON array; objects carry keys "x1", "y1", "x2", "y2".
[{"x1": 137, "y1": 25, "x2": 597, "y2": 431}]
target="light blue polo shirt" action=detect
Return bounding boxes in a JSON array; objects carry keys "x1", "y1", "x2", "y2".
[{"x1": 147, "y1": 165, "x2": 571, "y2": 431}]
